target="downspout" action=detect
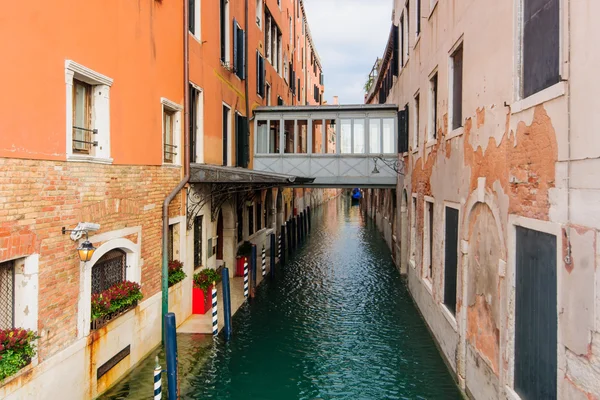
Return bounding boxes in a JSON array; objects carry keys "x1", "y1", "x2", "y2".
[
  {"x1": 162, "y1": 0, "x2": 190, "y2": 340},
  {"x1": 245, "y1": 0, "x2": 250, "y2": 168},
  {"x1": 564, "y1": 0, "x2": 572, "y2": 265}
]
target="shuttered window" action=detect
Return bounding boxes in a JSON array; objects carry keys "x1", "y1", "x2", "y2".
[
  {"x1": 398, "y1": 105, "x2": 409, "y2": 154},
  {"x1": 236, "y1": 114, "x2": 249, "y2": 168},
  {"x1": 233, "y1": 21, "x2": 246, "y2": 80},
  {"x1": 256, "y1": 51, "x2": 265, "y2": 97},
  {"x1": 523, "y1": 0, "x2": 560, "y2": 98}
]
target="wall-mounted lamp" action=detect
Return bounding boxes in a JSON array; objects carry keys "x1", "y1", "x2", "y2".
[
  {"x1": 62, "y1": 227, "x2": 96, "y2": 262},
  {"x1": 372, "y1": 155, "x2": 405, "y2": 176},
  {"x1": 371, "y1": 158, "x2": 380, "y2": 174}
]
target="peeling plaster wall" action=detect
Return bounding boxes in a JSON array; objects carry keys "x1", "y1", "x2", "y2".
[{"x1": 370, "y1": 0, "x2": 600, "y2": 398}]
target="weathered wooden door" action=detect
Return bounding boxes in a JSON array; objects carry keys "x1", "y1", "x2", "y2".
[{"x1": 515, "y1": 226, "x2": 557, "y2": 400}]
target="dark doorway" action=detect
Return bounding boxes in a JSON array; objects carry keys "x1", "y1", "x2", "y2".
[
  {"x1": 514, "y1": 226, "x2": 557, "y2": 400},
  {"x1": 217, "y1": 211, "x2": 224, "y2": 260},
  {"x1": 443, "y1": 207, "x2": 459, "y2": 314}
]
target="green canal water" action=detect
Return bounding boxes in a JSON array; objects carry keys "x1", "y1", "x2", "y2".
[{"x1": 102, "y1": 199, "x2": 462, "y2": 399}]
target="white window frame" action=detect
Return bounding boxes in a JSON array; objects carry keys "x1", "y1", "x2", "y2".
[
  {"x1": 423, "y1": 196, "x2": 435, "y2": 286},
  {"x1": 223, "y1": 103, "x2": 232, "y2": 166},
  {"x1": 427, "y1": 68, "x2": 438, "y2": 145},
  {"x1": 65, "y1": 60, "x2": 113, "y2": 164},
  {"x1": 505, "y1": 215, "x2": 564, "y2": 397},
  {"x1": 448, "y1": 37, "x2": 465, "y2": 139},
  {"x1": 441, "y1": 201, "x2": 460, "y2": 328},
  {"x1": 410, "y1": 193, "x2": 418, "y2": 267},
  {"x1": 190, "y1": 82, "x2": 204, "y2": 164},
  {"x1": 413, "y1": 91, "x2": 420, "y2": 151},
  {"x1": 256, "y1": 0, "x2": 263, "y2": 29},
  {"x1": 266, "y1": 82, "x2": 271, "y2": 106},
  {"x1": 511, "y1": 0, "x2": 566, "y2": 113},
  {"x1": 429, "y1": 0, "x2": 439, "y2": 18},
  {"x1": 190, "y1": 0, "x2": 201, "y2": 41},
  {"x1": 79, "y1": 228, "x2": 142, "y2": 338},
  {"x1": 415, "y1": 0, "x2": 422, "y2": 41},
  {"x1": 221, "y1": 0, "x2": 231, "y2": 66},
  {"x1": 161, "y1": 98, "x2": 183, "y2": 166}
]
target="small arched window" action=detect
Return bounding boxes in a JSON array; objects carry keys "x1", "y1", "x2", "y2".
[{"x1": 92, "y1": 249, "x2": 126, "y2": 294}]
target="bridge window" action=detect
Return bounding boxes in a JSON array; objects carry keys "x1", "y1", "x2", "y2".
[
  {"x1": 269, "y1": 120, "x2": 280, "y2": 153},
  {"x1": 382, "y1": 118, "x2": 395, "y2": 153},
  {"x1": 312, "y1": 120, "x2": 323, "y2": 153},
  {"x1": 353, "y1": 119, "x2": 365, "y2": 154},
  {"x1": 256, "y1": 120, "x2": 268, "y2": 153},
  {"x1": 325, "y1": 120, "x2": 336, "y2": 154},
  {"x1": 284, "y1": 120, "x2": 294, "y2": 153},
  {"x1": 297, "y1": 120, "x2": 308, "y2": 154},
  {"x1": 340, "y1": 119, "x2": 352, "y2": 154},
  {"x1": 370, "y1": 119, "x2": 381, "y2": 153}
]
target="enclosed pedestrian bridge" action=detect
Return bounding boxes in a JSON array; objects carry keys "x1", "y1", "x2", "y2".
[{"x1": 253, "y1": 104, "x2": 400, "y2": 188}]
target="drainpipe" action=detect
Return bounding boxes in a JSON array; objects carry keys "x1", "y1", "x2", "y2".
[
  {"x1": 244, "y1": 0, "x2": 250, "y2": 169},
  {"x1": 162, "y1": 0, "x2": 191, "y2": 341}
]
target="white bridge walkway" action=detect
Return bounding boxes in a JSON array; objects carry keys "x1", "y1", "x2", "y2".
[{"x1": 253, "y1": 105, "x2": 400, "y2": 188}]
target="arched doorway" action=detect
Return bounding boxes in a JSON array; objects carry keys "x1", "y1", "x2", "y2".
[{"x1": 217, "y1": 211, "x2": 224, "y2": 260}]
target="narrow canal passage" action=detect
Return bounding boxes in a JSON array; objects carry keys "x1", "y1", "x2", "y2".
[{"x1": 104, "y1": 199, "x2": 461, "y2": 399}]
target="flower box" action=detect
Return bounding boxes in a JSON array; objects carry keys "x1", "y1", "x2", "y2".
[
  {"x1": 90, "y1": 300, "x2": 139, "y2": 331},
  {"x1": 0, "y1": 328, "x2": 38, "y2": 381},
  {"x1": 90, "y1": 281, "x2": 143, "y2": 331},
  {"x1": 192, "y1": 286, "x2": 212, "y2": 315}
]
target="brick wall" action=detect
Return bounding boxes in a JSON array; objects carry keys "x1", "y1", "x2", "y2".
[{"x1": 0, "y1": 158, "x2": 183, "y2": 361}]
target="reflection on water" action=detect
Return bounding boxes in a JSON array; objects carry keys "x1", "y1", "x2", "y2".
[{"x1": 101, "y1": 198, "x2": 461, "y2": 400}]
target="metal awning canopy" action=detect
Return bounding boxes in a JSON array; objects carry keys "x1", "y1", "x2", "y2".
[{"x1": 190, "y1": 163, "x2": 314, "y2": 185}]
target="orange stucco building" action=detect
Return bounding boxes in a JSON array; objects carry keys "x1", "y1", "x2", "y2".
[{"x1": 0, "y1": 0, "x2": 328, "y2": 398}]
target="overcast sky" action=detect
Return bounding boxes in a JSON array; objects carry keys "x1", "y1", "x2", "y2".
[{"x1": 303, "y1": 0, "x2": 393, "y2": 105}]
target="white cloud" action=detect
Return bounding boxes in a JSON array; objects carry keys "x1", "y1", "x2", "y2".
[{"x1": 303, "y1": 0, "x2": 393, "y2": 104}]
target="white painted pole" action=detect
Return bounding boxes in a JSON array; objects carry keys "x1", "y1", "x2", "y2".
[
  {"x1": 243, "y1": 259, "x2": 249, "y2": 298},
  {"x1": 211, "y1": 282, "x2": 218, "y2": 336},
  {"x1": 153, "y1": 356, "x2": 162, "y2": 400},
  {"x1": 261, "y1": 245, "x2": 266, "y2": 277}
]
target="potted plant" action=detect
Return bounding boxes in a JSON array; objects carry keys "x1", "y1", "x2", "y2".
[
  {"x1": 168, "y1": 260, "x2": 186, "y2": 287},
  {"x1": 192, "y1": 268, "x2": 221, "y2": 314},
  {"x1": 235, "y1": 241, "x2": 253, "y2": 277},
  {"x1": 90, "y1": 281, "x2": 144, "y2": 330},
  {"x1": 0, "y1": 328, "x2": 39, "y2": 381}
]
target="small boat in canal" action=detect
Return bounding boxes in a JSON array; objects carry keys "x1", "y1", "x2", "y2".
[{"x1": 351, "y1": 188, "x2": 361, "y2": 205}]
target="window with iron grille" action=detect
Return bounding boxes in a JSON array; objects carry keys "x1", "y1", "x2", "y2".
[
  {"x1": 0, "y1": 261, "x2": 15, "y2": 329},
  {"x1": 92, "y1": 249, "x2": 126, "y2": 294},
  {"x1": 164, "y1": 108, "x2": 176, "y2": 163},
  {"x1": 73, "y1": 79, "x2": 97, "y2": 155}
]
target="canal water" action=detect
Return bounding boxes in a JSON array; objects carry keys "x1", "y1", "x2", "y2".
[{"x1": 102, "y1": 198, "x2": 461, "y2": 399}]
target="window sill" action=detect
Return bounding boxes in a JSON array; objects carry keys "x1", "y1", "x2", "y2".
[
  {"x1": 446, "y1": 126, "x2": 464, "y2": 140},
  {"x1": 428, "y1": 1, "x2": 439, "y2": 19},
  {"x1": 511, "y1": 81, "x2": 566, "y2": 114},
  {"x1": 423, "y1": 277, "x2": 433, "y2": 295},
  {"x1": 425, "y1": 139, "x2": 436, "y2": 148},
  {"x1": 189, "y1": 32, "x2": 201, "y2": 44},
  {"x1": 414, "y1": 34, "x2": 421, "y2": 48},
  {"x1": 67, "y1": 154, "x2": 113, "y2": 165},
  {"x1": 412, "y1": 147, "x2": 419, "y2": 154},
  {"x1": 162, "y1": 163, "x2": 182, "y2": 168},
  {"x1": 409, "y1": 259, "x2": 416, "y2": 269},
  {"x1": 440, "y1": 303, "x2": 458, "y2": 331}
]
